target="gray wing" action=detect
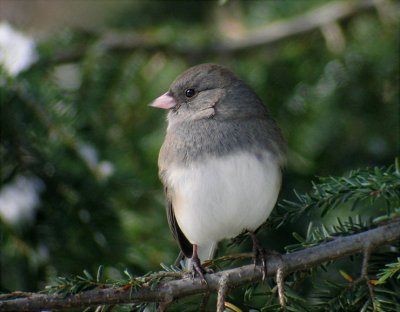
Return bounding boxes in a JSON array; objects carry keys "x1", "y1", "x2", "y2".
[{"x1": 165, "y1": 187, "x2": 193, "y2": 258}]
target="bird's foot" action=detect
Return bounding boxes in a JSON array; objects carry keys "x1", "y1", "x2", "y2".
[
  {"x1": 249, "y1": 231, "x2": 277, "y2": 280},
  {"x1": 190, "y1": 254, "x2": 207, "y2": 283},
  {"x1": 188, "y1": 244, "x2": 211, "y2": 284}
]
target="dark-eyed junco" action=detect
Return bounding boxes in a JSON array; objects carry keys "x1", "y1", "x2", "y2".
[{"x1": 151, "y1": 63, "x2": 285, "y2": 277}]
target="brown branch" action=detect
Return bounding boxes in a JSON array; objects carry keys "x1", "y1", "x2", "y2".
[
  {"x1": 276, "y1": 266, "x2": 286, "y2": 309},
  {"x1": 1, "y1": 219, "x2": 399, "y2": 311},
  {"x1": 361, "y1": 245, "x2": 376, "y2": 310},
  {"x1": 41, "y1": 0, "x2": 379, "y2": 65},
  {"x1": 214, "y1": 0, "x2": 377, "y2": 52},
  {"x1": 216, "y1": 273, "x2": 229, "y2": 312}
]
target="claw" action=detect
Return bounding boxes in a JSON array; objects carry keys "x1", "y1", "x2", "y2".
[
  {"x1": 190, "y1": 244, "x2": 208, "y2": 284},
  {"x1": 249, "y1": 231, "x2": 268, "y2": 280}
]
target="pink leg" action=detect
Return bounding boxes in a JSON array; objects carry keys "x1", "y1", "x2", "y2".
[{"x1": 191, "y1": 244, "x2": 207, "y2": 283}]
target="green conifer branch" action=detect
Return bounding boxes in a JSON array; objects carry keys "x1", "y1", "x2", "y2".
[
  {"x1": 376, "y1": 257, "x2": 400, "y2": 285},
  {"x1": 276, "y1": 164, "x2": 400, "y2": 226}
]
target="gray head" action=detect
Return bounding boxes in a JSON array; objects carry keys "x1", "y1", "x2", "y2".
[
  {"x1": 152, "y1": 63, "x2": 286, "y2": 166},
  {"x1": 150, "y1": 63, "x2": 269, "y2": 125}
]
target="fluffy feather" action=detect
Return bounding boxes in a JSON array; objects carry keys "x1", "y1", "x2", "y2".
[
  {"x1": 165, "y1": 151, "x2": 280, "y2": 251},
  {"x1": 153, "y1": 63, "x2": 285, "y2": 265}
]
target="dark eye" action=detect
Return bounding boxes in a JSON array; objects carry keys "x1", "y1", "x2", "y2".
[{"x1": 185, "y1": 88, "x2": 196, "y2": 98}]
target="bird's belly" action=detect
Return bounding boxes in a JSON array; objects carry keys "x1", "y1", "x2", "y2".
[{"x1": 166, "y1": 152, "x2": 281, "y2": 245}]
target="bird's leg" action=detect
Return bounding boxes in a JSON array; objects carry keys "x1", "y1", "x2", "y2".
[
  {"x1": 249, "y1": 231, "x2": 268, "y2": 280},
  {"x1": 191, "y1": 244, "x2": 207, "y2": 283}
]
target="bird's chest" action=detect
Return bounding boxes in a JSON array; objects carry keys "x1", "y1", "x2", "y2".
[{"x1": 164, "y1": 152, "x2": 281, "y2": 245}]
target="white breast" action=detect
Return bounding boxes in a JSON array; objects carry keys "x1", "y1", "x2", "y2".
[{"x1": 165, "y1": 152, "x2": 281, "y2": 246}]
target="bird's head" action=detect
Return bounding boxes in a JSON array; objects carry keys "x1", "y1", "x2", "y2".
[{"x1": 150, "y1": 63, "x2": 266, "y2": 124}]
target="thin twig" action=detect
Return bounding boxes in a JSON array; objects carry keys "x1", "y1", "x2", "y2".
[
  {"x1": 276, "y1": 266, "x2": 286, "y2": 309},
  {"x1": 35, "y1": 0, "x2": 378, "y2": 66},
  {"x1": 198, "y1": 292, "x2": 210, "y2": 312},
  {"x1": 217, "y1": 274, "x2": 230, "y2": 312},
  {"x1": 214, "y1": 0, "x2": 376, "y2": 52},
  {"x1": 361, "y1": 245, "x2": 376, "y2": 311}
]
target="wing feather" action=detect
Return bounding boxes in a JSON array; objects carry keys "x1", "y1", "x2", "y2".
[{"x1": 165, "y1": 187, "x2": 193, "y2": 258}]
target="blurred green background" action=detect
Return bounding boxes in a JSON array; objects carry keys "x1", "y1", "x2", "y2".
[{"x1": 0, "y1": 0, "x2": 398, "y2": 294}]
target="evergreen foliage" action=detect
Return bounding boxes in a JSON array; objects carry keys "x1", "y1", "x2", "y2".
[
  {"x1": 0, "y1": 1, "x2": 398, "y2": 311},
  {"x1": 35, "y1": 163, "x2": 400, "y2": 311}
]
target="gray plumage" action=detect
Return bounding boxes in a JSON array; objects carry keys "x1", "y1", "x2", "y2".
[
  {"x1": 159, "y1": 64, "x2": 285, "y2": 171},
  {"x1": 152, "y1": 63, "x2": 285, "y2": 261}
]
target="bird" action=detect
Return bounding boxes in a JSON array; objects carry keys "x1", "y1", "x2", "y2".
[{"x1": 150, "y1": 63, "x2": 286, "y2": 278}]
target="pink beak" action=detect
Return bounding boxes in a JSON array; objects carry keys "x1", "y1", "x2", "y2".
[{"x1": 150, "y1": 91, "x2": 177, "y2": 110}]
